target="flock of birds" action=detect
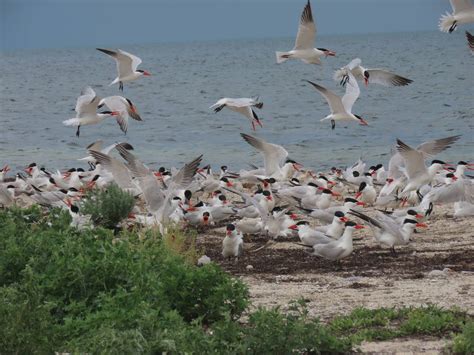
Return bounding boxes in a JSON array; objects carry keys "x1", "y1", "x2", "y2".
[{"x1": 1, "y1": 0, "x2": 473, "y2": 263}]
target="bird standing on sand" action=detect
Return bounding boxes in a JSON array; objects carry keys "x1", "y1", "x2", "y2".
[{"x1": 222, "y1": 223, "x2": 244, "y2": 260}]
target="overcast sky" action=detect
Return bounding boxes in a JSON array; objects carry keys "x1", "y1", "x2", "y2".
[{"x1": 1, "y1": 0, "x2": 453, "y2": 50}]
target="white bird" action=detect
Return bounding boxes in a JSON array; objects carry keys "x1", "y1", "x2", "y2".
[
  {"x1": 355, "y1": 182, "x2": 377, "y2": 205},
  {"x1": 222, "y1": 223, "x2": 244, "y2": 260},
  {"x1": 306, "y1": 74, "x2": 368, "y2": 130},
  {"x1": 396, "y1": 136, "x2": 461, "y2": 194},
  {"x1": 334, "y1": 58, "x2": 413, "y2": 87},
  {"x1": 98, "y1": 96, "x2": 142, "y2": 134},
  {"x1": 209, "y1": 97, "x2": 264, "y2": 131},
  {"x1": 439, "y1": 0, "x2": 474, "y2": 33},
  {"x1": 63, "y1": 87, "x2": 120, "y2": 137},
  {"x1": 349, "y1": 209, "x2": 427, "y2": 253},
  {"x1": 309, "y1": 221, "x2": 365, "y2": 261},
  {"x1": 96, "y1": 48, "x2": 151, "y2": 91},
  {"x1": 240, "y1": 133, "x2": 302, "y2": 179},
  {"x1": 276, "y1": 0, "x2": 335, "y2": 64}
]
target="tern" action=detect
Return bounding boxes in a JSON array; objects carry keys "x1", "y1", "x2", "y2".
[
  {"x1": 396, "y1": 135, "x2": 461, "y2": 194},
  {"x1": 63, "y1": 87, "x2": 119, "y2": 137},
  {"x1": 334, "y1": 58, "x2": 413, "y2": 87},
  {"x1": 275, "y1": 0, "x2": 335, "y2": 64},
  {"x1": 240, "y1": 133, "x2": 302, "y2": 179},
  {"x1": 306, "y1": 74, "x2": 368, "y2": 130},
  {"x1": 98, "y1": 96, "x2": 142, "y2": 134},
  {"x1": 349, "y1": 209, "x2": 427, "y2": 253},
  {"x1": 308, "y1": 221, "x2": 364, "y2": 261},
  {"x1": 222, "y1": 223, "x2": 244, "y2": 260},
  {"x1": 209, "y1": 97, "x2": 264, "y2": 131},
  {"x1": 439, "y1": 0, "x2": 474, "y2": 33},
  {"x1": 96, "y1": 48, "x2": 151, "y2": 91}
]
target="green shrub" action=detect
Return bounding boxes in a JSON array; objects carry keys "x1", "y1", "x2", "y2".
[
  {"x1": 81, "y1": 184, "x2": 135, "y2": 229},
  {"x1": 0, "y1": 207, "x2": 249, "y2": 353},
  {"x1": 451, "y1": 321, "x2": 474, "y2": 354}
]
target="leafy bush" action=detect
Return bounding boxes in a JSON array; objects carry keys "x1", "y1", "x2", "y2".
[
  {"x1": 81, "y1": 183, "x2": 135, "y2": 229},
  {"x1": 0, "y1": 207, "x2": 249, "y2": 353}
]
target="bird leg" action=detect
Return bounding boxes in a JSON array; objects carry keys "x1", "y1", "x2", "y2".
[
  {"x1": 390, "y1": 246, "x2": 397, "y2": 257},
  {"x1": 449, "y1": 21, "x2": 457, "y2": 33},
  {"x1": 331, "y1": 120, "x2": 336, "y2": 130},
  {"x1": 119, "y1": 81, "x2": 124, "y2": 92},
  {"x1": 76, "y1": 125, "x2": 81, "y2": 137},
  {"x1": 251, "y1": 121, "x2": 256, "y2": 131}
]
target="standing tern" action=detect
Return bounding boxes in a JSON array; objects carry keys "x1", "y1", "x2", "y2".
[
  {"x1": 63, "y1": 87, "x2": 120, "y2": 137},
  {"x1": 96, "y1": 48, "x2": 151, "y2": 91},
  {"x1": 209, "y1": 97, "x2": 264, "y2": 131},
  {"x1": 275, "y1": 0, "x2": 335, "y2": 65},
  {"x1": 334, "y1": 58, "x2": 413, "y2": 87},
  {"x1": 222, "y1": 223, "x2": 244, "y2": 261},
  {"x1": 306, "y1": 75, "x2": 368, "y2": 129},
  {"x1": 349, "y1": 209, "x2": 427, "y2": 253},
  {"x1": 439, "y1": 0, "x2": 474, "y2": 33},
  {"x1": 307, "y1": 221, "x2": 364, "y2": 261},
  {"x1": 98, "y1": 96, "x2": 142, "y2": 134}
]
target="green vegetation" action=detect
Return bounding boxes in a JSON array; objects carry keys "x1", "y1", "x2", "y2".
[
  {"x1": 0, "y1": 206, "x2": 472, "y2": 354},
  {"x1": 451, "y1": 320, "x2": 474, "y2": 354},
  {"x1": 81, "y1": 183, "x2": 135, "y2": 229},
  {"x1": 329, "y1": 305, "x2": 470, "y2": 344}
]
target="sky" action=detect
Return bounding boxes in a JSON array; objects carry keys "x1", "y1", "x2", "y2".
[{"x1": 1, "y1": 0, "x2": 453, "y2": 50}]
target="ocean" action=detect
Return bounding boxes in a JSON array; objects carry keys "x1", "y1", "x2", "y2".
[{"x1": 1, "y1": 31, "x2": 473, "y2": 173}]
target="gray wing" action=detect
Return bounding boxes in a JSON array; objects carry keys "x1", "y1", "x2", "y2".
[
  {"x1": 87, "y1": 150, "x2": 133, "y2": 189},
  {"x1": 396, "y1": 139, "x2": 427, "y2": 179},
  {"x1": 366, "y1": 69, "x2": 413, "y2": 87},
  {"x1": 222, "y1": 186, "x2": 270, "y2": 222},
  {"x1": 306, "y1": 80, "x2": 346, "y2": 114},
  {"x1": 240, "y1": 133, "x2": 288, "y2": 176},
  {"x1": 313, "y1": 243, "x2": 345, "y2": 261},
  {"x1": 170, "y1": 155, "x2": 203, "y2": 189},
  {"x1": 116, "y1": 145, "x2": 165, "y2": 212},
  {"x1": 416, "y1": 135, "x2": 461, "y2": 157},
  {"x1": 467, "y1": 31, "x2": 474, "y2": 52},
  {"x1": 294, "y1": 0, "x2": 316, "y2": 50}
]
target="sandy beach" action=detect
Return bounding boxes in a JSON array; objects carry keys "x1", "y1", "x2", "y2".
[{"x1": 196, "y1": 202, "x2": 474, "y2": 353}]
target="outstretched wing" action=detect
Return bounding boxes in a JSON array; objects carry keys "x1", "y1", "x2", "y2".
[{"x1": 294, "y1": 0, "x2": 316, "y2": 50}]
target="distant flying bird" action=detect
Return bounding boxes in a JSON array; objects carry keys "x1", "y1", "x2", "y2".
[
  {"x1": 275, "y1": 0, "x2": 335, "y2": 65},
  {"x1": 334, "y1": 58, "x2": 413, "y2": 87},
  {"x1": 209, "y1": 97, "x2": 264, "y2": 131},
  {"x1": 439, "y1": 0, "x2": 474, "y2": 33},
  {"x1": 466, "y1": 31, "x2": 474, "y2": 52},
  {"x1": 96, "y1": 48, "x2": 151, "y2": 91},
  {"x1": 63, "y1": 86, "x2": 119, "y2": 137},
  {"x1": 306, "y1": 65, "x2": 368, "y2": 130},
  {"x1": 98, "y1": 96, "x2": 142, "y2": 134}
]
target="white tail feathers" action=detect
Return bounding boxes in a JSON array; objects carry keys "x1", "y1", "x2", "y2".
[
  {"x1": 275, "y1": 51, "x2": 290, "y2": 64},
  {"x1": 333, "y1": 68, "x2": 347, "y2": 83},
  {"x1": 63, "y1": 118, "x2": 81, "y2": 126},
  {"x1": 439, "y1": 13, "x2": 456, "y2": 32}
]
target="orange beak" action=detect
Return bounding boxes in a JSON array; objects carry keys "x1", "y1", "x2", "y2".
[
  {"x1": 340, "y1": 217, "x2": 349, "y2": 222},
  {"x1": 288, "y1": 224, "x2": 298, "y2": 231},
  {"x1": 416, "y1": 223, "x2": 428, "y2": 228},
  {"x1": 356, "y1": 201, "x2": 365, "y2": 206},
  {"x1": 355, "y1": 224, "x2": 365, "y2": 229},
  {"x1": 355, "y1": 192, "x2": 362, "y2": 199},
  {"x1": 143, "y1": 71, "x2": 151, "y2": 76}
]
